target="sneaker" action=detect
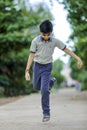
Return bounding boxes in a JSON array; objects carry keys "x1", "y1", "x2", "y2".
[
  {"x1": 42, "y1": 114, "x2": 50, "y2": 122},
  {"x1": 50, "y1": 77, "x2": 56, "y2": 90}
]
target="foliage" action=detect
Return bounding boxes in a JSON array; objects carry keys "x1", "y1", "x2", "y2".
[
  {"x1": 52, "y1": 59, "x2": 65, "y2": 88},
  {"x1": 0, "y1": 0, "x2": 53, "y2": 96},
  {"x1": 57, "y1": 0, "x2": 87, "y2": 90}
]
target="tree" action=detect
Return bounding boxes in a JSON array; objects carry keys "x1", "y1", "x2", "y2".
[
  {"x1": 55, "y1": 0, "x2": 87, "y2": 90},
  {"x1": 0, "y1": 0, "x2": 54, "y2": 96}
]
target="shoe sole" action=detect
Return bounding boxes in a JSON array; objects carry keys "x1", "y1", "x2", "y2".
[{"x1": 42, "y1": 118, "x2": 50, "y2": 122}]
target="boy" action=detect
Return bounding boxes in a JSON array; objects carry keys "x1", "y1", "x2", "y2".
[{"x1": 25, "y1": 20, "x2": 83, "y2": 122}]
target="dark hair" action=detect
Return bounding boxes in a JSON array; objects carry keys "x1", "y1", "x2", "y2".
[{"x1": 39, "y1": 20, "x2": 53, "y2": 33}]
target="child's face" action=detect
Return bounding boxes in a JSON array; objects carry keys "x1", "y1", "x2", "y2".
[{"x1": 41, "y1": 32, "x2": 51, "y2": 41}]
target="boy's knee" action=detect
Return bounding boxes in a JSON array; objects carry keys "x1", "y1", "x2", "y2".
[{"x1": 33, "y1": 83, "x2": 40, "y2": 90}]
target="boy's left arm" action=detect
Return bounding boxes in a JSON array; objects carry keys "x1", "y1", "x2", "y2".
[{"x1": 64, "y1": 48, "x2": 83, "y2": 69}]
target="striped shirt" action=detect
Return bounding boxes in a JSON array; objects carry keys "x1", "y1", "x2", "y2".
[{"x1": 30, "y1": 35, "x2": 66, "y2": 64}]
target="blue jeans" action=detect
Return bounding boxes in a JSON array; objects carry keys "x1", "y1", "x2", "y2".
[{"x1": 33, "y1": 62, "x2": 54, "y2": 115}]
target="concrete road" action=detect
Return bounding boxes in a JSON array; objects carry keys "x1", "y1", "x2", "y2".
[{"x1": 0, "y1": 88, "x2": 87, "y2": 130}]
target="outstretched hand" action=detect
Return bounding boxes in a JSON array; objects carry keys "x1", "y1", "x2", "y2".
[
  {"x1": 77, "y1": 58, "x2": 83, "y2": 69},
  {"x1": 25, "y1": 71, "x2": 30, "y2": 81}
]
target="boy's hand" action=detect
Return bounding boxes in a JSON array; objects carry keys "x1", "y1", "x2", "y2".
[
  {"x1": 25, "y1": 71, "x2": 30, "y2": 81},
  {"x1": 77, "y1": 58, "x2": 83, "y2": 69}
]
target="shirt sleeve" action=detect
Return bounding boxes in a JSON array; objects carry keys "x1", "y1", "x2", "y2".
[
  {"x1": 30, "y1": 39, "x2": 37, "y2": 53},
  {"x1": 54, "y1": 38, "x2": 66, "y2": 50}
]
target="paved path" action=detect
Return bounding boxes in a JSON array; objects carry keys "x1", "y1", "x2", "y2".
[{"x1": 0, "y1": 88, "x2": 87, "y2": 130}]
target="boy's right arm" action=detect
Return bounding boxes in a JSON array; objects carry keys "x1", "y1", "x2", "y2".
[{"x1": 25, "y1": 53, "x2": 35, "y2": 81}]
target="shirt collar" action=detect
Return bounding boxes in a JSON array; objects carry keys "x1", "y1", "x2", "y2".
[{"x1": 40, "y1": 36, "x2": 52, "y2": 42}]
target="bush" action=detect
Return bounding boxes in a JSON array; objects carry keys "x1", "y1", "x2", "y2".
[
  {"x1": 0, "y1": 87, "x2": 4, "y2": 97},
  {"x1": 81, "y1": 84, "x2": 87, "y2": 91},
  {"x1": 51, "y1": 59, "x2": 65, "y2": 89},
  {"x1": 0, "y1": 49, "x2": 35, "y2": 96}
]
